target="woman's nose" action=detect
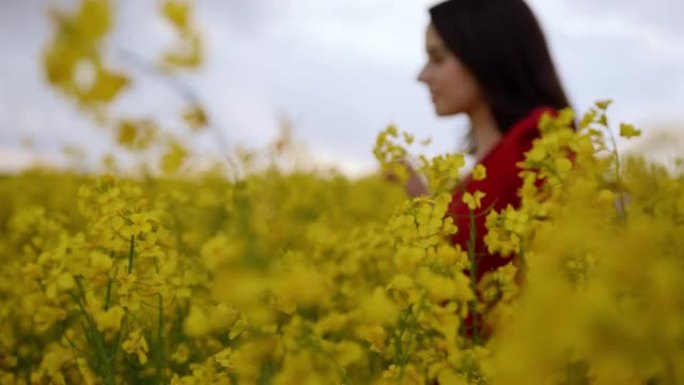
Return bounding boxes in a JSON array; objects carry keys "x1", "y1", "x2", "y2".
[{"x1": 417, "y1": 64, "x2": 429, "y2": 83}]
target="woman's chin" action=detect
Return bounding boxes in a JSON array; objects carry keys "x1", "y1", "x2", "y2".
[{"x1": 434, "y1": 105, "x2": 459, "y2": 117}]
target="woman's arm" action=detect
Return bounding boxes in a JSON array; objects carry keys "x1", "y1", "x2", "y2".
[
  {"x1": 384, "y1": 158, "x2": 430, "y2": 198},
  {"x1": 405, "y1": 163, "x2": 430, "y2": 198}
]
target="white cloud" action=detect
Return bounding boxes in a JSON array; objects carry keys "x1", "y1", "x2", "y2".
[
  {"x1": 526, "y1": 0, "x2": 684, "y2": 131},
  {"x1": 570, "y1": 0, "x2": 684, "y2": 36}
]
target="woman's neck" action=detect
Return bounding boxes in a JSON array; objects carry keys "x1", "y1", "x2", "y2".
[{"x1": 468, "y1": 103, "x2": 502, "y2": 162}]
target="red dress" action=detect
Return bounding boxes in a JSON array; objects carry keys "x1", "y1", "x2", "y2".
[
  {"x1": 449, "y1": 106, "x2": 554, "y2": 282},
  {"x1": 448, "y1": 107, "x2": 556, "y2": 338},
  {"x1": 448, "y1": 106, "x2": 555, "y2": 340}
]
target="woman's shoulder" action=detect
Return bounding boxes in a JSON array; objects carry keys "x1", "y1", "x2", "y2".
[
  {"x1": 472, "y1": 106, "x2": 556, "y2": 188},
  {"x1": 506, "y1": 105, "x2": 557, "y2": 144},
  {"x1": 480, "y1": 106, "x2": 554, "y2": 166}
]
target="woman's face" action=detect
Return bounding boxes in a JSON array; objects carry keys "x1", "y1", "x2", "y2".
[{"x1": 417, "y1": 24, "x2": 484, "y2": 116}]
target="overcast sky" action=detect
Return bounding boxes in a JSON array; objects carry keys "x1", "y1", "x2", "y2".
[{"x1": 1, "y1": 0, "x2": 682, "y2": 174}]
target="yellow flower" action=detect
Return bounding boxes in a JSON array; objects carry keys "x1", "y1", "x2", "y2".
[
  {"x1": 171, "y1": 344, "x2": 190, "y2": 364},
  {"x1": 273, "y1": 262, "x2": 328, "y2": 307},
  {"x1": 93, "y1": 306, "x2": 126, "y2": 332},
  {"x1": 184, "y1": 305, "x2": 211, "y2": 337},
  {"x1": 117, "y1": 272, "x2": 137, "y2": 295},
  {"x1": 619, "y1": 123, "x2": 641, "y2": 138},
  {"x1": 554, "y1": 157, "x2": 573, "y2": 174},
  {"x1": 89, "y1": 251, "x2": 113, "y2": 274},
  {"x1": 56, "y1": 272, "x2": 75, "y2": 290},
  {"x1": 117, "y1": 120, "x2": 137, "y2": 147},
  {"x1": 417, "y1": 268, "x2": 474, "y2": 303},
  {"x1": 127, "y1": 212, "x2": 155, "y2": 236},
  {"x1": 161, "y1": 139, "x2": 188, "y2": 175},
  {"x1": 387, "y1": 274, "x2": 414, "y2": 292},
  {"x1": 182, "y1": 104, "x2": 208, "y2": 131},
  {"x1": 314, "y1": 312, "x2": 348, "y2": 336},
  {"x1": 333, "y1": 341, "x2": 363, "y2": 367},
  {"x1": 272, "y1": 351, "x2": 327, "y2": 385},
  {"x1": 200, "y1": 235, "x2": 244, "y2": 269},
  {"x1": 437, "y1": 369, "x2": 468, "y2": 385},
  {"x1": 595, "y1": 98, "x2": 613, "y2": 110},
  {"x1": 472, "y1": 164, "x2": 487, "y2": 181},
  {"x1": 214, "y1": 348, "x2": 234, "y2": 370},
  {"x1": 117, "y1": 272, "x2": 141, "y2": 310},
  {"x1": 33, "y1": 307, "x2": 67, "y2": 332},
  {"x1": 462, "y1": 191, "x2": 486, "y2": 210},
  {"x1": 32, "y1": 344, "x2": 74, "y2": 385},
  {"x1": 355, "y1": 324, "x2": 387, "y2": 353},
  {"x1": 359, "y1": 287, "x2": 399, "y2": 326},
  {"x1": 122, "y1": 329, "x2": 149, "y2": 365}
]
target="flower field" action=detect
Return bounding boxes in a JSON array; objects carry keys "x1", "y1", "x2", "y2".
[
  {"x1": 1, "y1": 102, "x2": 684, "y2": 385},
  {"x1": 3, "y1": 1, "x2": 684, "y2": 383}
]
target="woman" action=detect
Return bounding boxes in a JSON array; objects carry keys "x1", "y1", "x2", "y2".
[{"x1": 414, "y1": 0, "x2": 571, "y2": 337}]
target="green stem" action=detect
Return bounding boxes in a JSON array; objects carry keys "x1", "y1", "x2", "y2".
[
  {"x1": 105, "y1": 236, "x2": 135, "y2": 369},
  {"x1": 69, "y1": 291, "x2": 117, "y2": 385},
  {"x1": 104, "y1": 278, "x2": 113, "y2": 311},
  {"x1": 606, "y1": 129, "x2": 628, "y2": 222},
  {"x1": 393, "y1": 305, "x2": 414, "y2": 366},
  {"x1": 128, "y1": 235, "x2": 136, "y2": 274},
  {"x1": 64, "y1": 332, "x2": 86, "y2": 355},
  {"x1": 155, "y1": 293, "x2": 165, "y2": 384},
  {"x1": 518, "y1": 239, "x2": 527, "y2": 279},
  {"x1": 467, "y1": 210, "x2": 480, "y2": 345},
  {"x1": 111, "y1": 316, "x2": 127, "y2": 363}
]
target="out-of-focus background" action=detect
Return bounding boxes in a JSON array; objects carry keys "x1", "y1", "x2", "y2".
[{"x1": 1, "y1": 0, "x2": 683, "y2": 175}]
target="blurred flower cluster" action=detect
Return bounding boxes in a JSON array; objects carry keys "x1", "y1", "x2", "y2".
[{"x1": 1, "y1": 102, "x2": 684, "y2": 385}]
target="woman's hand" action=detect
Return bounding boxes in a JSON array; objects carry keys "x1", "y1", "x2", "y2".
[{"x1": 385, "y1": 158, "x2": 430, "y2": 198}]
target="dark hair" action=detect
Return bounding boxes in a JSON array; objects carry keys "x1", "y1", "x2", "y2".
[{"x1": 429, "y1": 0, "x2": 570, "y2": 138}]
